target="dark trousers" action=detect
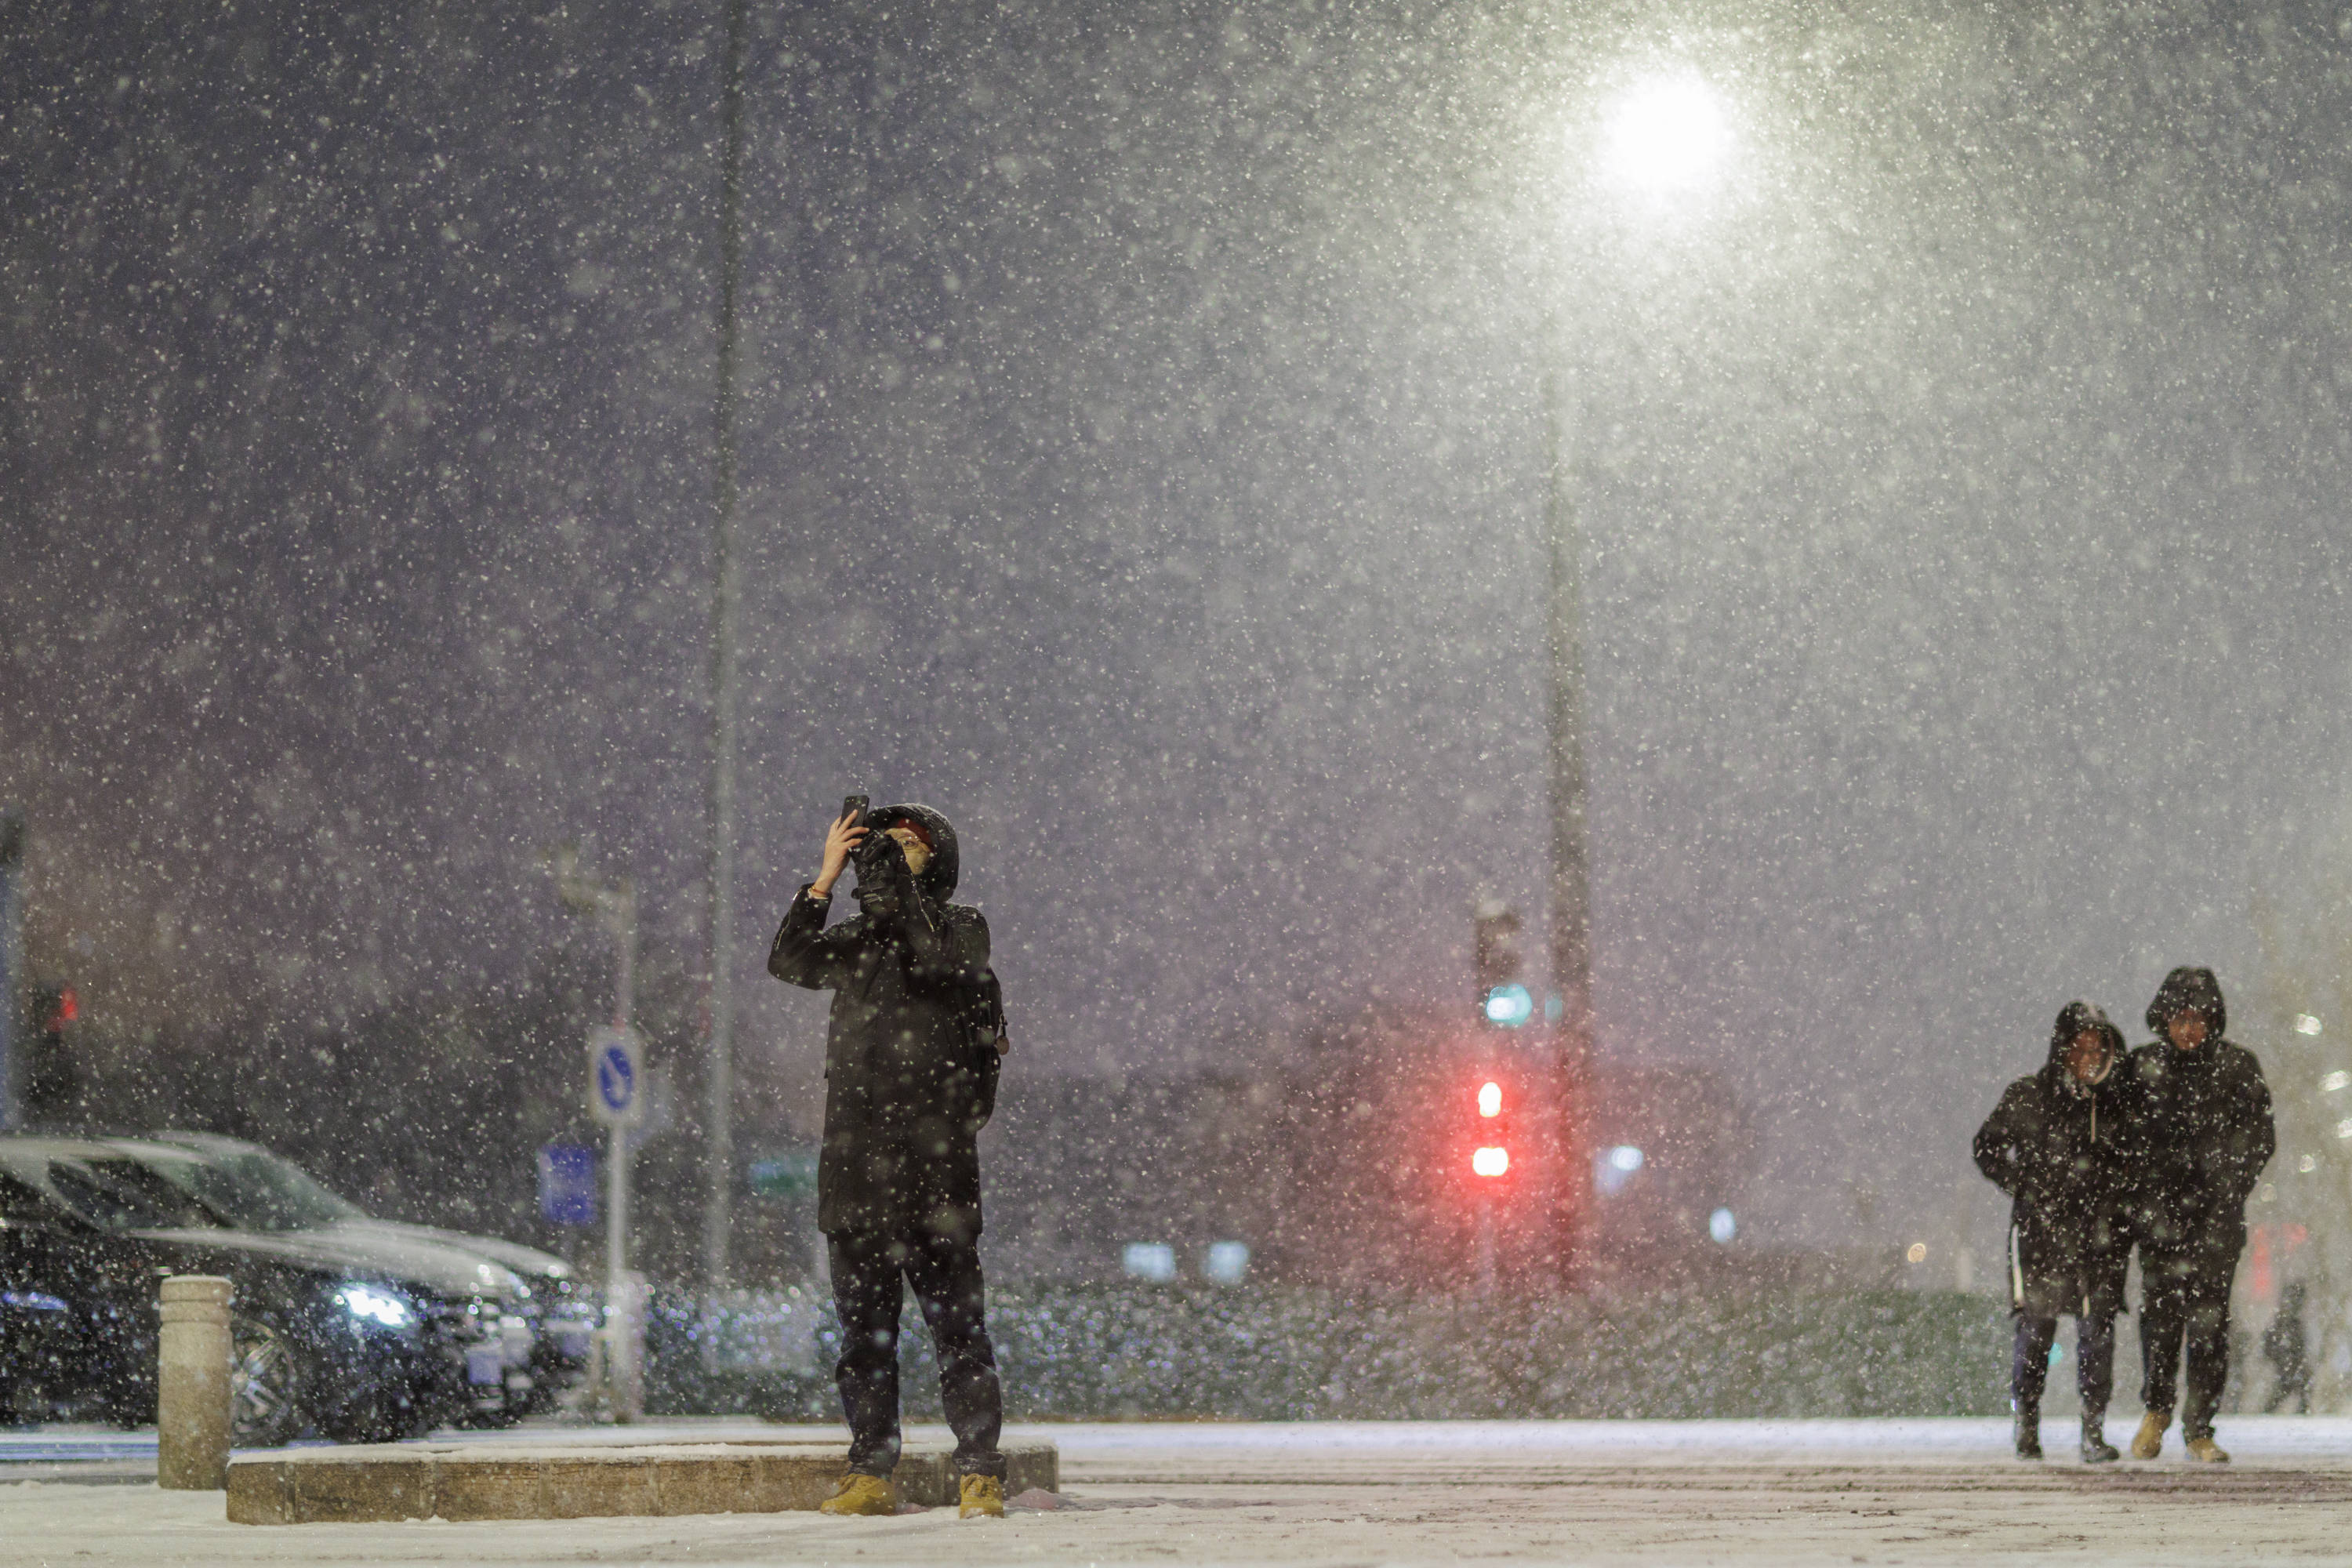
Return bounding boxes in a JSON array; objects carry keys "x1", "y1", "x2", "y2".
[
  {"x1": 2012, "y1": 1310, "x2": 2115, "y2": 1420},
  {"x1": 828, "y1": 1227, "x2": 1005, "y2": 1479},
  {"x1": 2140, "y1": 1253, "x2": 2232, "y2": 1439}
]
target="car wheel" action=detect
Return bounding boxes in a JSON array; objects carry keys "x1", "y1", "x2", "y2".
[
  {"x1": 230, "y1": 1316, "x2": 310, "y2": 1448},
  {"x1": 318, "y1": 1389, "x2": 433, "y2": 1445},
  {"x1": 459, "y1": 1400, "x2": 526, "y2": 1429}
]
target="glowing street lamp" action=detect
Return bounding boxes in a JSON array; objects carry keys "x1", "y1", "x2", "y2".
[{"x1": 1596, "y1": 70, "x2": 1733, "y2": 196}]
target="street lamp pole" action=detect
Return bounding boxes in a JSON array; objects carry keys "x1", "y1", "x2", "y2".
[
  {"x1": 1540, "y1": 309, "x2": 1595, "y2": 1277},
  {"x1": 702, "y1": 0, "x2": 750, "y2": 1298},
  {"x1": 1537, "y1": 62, "x2": 1732, "y2": 1280}
]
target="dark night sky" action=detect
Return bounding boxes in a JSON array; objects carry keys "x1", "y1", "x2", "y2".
[{"x1": 7, "y1": 0, "x2": 2352, "y2": 1247}]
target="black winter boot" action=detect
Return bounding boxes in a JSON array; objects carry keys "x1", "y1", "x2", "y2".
[
  {"x1": 2013, "y1": 1410, "x2": 2042, "y2": 1461},
  {"x1": 2078, "y1": 1414, "x2": 2118, "y2": 1464}
]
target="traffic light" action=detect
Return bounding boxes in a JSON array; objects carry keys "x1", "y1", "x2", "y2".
[
  {"x1": 1470, "y1": 1076, "x2": 1511, "y2": 1178},
  {"x1": 1473, "y1": 902, "x2": 1531, "y2": 1027},
  {"x1": 23, "y1": 982, "x2": 81, "y2": 1119}
]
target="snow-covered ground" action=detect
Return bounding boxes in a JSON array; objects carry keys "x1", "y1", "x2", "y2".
[{"x1": 6, "y1": 1417, "x2": 2350, "y2": 1566}]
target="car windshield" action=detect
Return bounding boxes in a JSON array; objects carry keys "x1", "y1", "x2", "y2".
[
  {"x1": 45, "y1": 1159, "x2": 219, "y2": 1232},
  {"x1": 135, "y1": 1148, "x2": 365, "y2": 1232}
]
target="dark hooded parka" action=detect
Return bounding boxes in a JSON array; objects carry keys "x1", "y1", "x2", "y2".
[
  {"x1": 767, "y1": 804, "x2": 1000, "y2": 1241},
  {"x1": 1974, "y1": 1002, "x2": 2140, "y2": 1319},
  {"x1": 2129, "y1": 967, "x2": 2274, "y2": 1269}
]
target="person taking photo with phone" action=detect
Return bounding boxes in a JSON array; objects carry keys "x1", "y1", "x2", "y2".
[{"x1": 768, "y1": 800, "x2": 1010, "y2": 1519}]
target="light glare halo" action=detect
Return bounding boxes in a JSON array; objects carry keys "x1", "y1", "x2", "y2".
[{"x1": 1598, "y1": 71, "x2": 1731, "y2": 194}]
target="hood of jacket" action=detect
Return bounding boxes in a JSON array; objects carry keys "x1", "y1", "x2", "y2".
[
  {"x1": 2044, "y1": 1000, "x2": 2124, "y2": 1092},
  {"x1": 2146, "y1": 965, "x2": 2227, "y2": 1041},
  {"x1": 869, "y1": 802, "x2": 960, "y2": 900}
]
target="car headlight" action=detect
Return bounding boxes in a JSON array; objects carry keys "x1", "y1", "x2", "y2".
[
  {"x1": 336, "y1": 1283, "x2": 413, "y2": 1329},
  {"x1": 2, "y1": 1290, "x2": 69, "y2": 1313}
]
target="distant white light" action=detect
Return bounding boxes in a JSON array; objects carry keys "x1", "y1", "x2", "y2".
[
  {"x1": 2321, "y1": 1070, "x2": 2349, "y2": 1094},
  {"x1": 1708, "y1": 1207, "x2": 1737, "y2": 1244},
  {"x1": 2335, "y1": 1120, "x2": 2352, "y2": 1142},
  {"x1": 2296, "y1": 1014, "x2": 2325, "y2": 1036},
  {"x1": 1594, "y1": 1145, "x2": 1645, "y2": 1196},
  {"x1": 1472, "y1": 1146, "x2": 1511, "y2": 1178},
  {"x1": 1203, "y1": 1241, "x2": 1250, "y2": 1284},
  {"x1": 1906, "y1": 1243, "x2": 1929, "y2": 1264},
  {"x1": 1599, "y1": 70, "x2": 1732, "y2": 195},
  {"x1": 1122, "y1": 1243, "x2": 1176, "y2": 1282},
  {"x1": 1477, "y1": 1081, "x2": 1503, "y2": 1118},
  {"x1": 1484, "y1": 983, "x2": 1534, "y2": 1027}
]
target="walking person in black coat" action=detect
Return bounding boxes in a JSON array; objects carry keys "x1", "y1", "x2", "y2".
[
  {"x1": 768, "y1": 802, "x2": 1011, "y2": 1519},
  {"x1": 1975, "y1": 1001, "x2": 2140, "y2": 1461},
  {"x1": 2127, "y1": 966, "x2": 2274, "y2": 1463},
  {"x1": 2260, "y1": 1280, "x2": 2311, "y2": 1415}
]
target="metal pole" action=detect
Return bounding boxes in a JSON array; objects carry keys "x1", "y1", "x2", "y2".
[
  {"x1": 702, "y1": 0, "x2": 750, "y2": 1296},
  {"x1": 606, "y1": 1119, "x2": 640, "y2": 1421},
  {"x1": 0, "y1": 808, "x2": 21, "y2": 1133},
  {"x1": 612, "y1": 881, "x2": 636, "y2": 1033},
  {"x1": 607, "y1": 879, "x2": 642, "y2": 1420},
  {"x1": 1541, "y1": 312, "x2": 1595, "y2": 1277}
]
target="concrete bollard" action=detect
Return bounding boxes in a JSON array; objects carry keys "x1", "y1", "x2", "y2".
[{"x1": 158, "y1": 1275, "x2": 234, "y2": 1490}]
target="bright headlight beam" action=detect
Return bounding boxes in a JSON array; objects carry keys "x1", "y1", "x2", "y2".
[{"x1": 336, "y1": 1283, "x2": 412, "y2": 1328}]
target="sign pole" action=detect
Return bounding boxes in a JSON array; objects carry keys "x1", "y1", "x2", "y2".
[
  {"x1": 590, "y1": 1025, "x2": 645, "y2": 1421},
  {"x1": 605, "y1": 1117, "x2": 636, "y2": 1421},
  {"x1": 0, "y1": 810, "x2": 24, "y2": 1133}
]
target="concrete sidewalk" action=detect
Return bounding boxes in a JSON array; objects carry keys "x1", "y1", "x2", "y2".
[{"x1": 4, "y1": 1417, "x2": 2348, "y2": 1566}]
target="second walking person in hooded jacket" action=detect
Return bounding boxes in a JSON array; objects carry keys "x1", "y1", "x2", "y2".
[
  {"x1": 2126, "y1": 966, "x2": 2273, "y2": 1464},
  {"x1": 1974, "y1": 1002, "x2": 2140, "y2": 1463}
]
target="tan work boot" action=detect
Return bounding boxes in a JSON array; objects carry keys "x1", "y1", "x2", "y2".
[
  {"x1": 2130, "y1": 1410, "x2": 2169, "y2": 1461},
  {"x1": 818, "y1": 1473, "x2": 896, "y2": 1516},
  {"x1": 958, "y1": 1473, "x2": 1005, "y2": 1519},
  {"x1": 2185, "y1": 1436, "x2": 2230, "y2": 1463}
]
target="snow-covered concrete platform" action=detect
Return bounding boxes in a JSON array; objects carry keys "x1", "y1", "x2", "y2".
[
  {"x1": 223, "y1": 1433, "x2": 1058, "y2": 1522},
  {"x1": 5, "y1": 1417, "x2": 2350, "y2": 1565}
]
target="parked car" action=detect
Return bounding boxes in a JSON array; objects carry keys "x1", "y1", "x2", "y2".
[
  {"x1": 0, "y1": 1136, "x2": 539, "y2": 1443},
  {"x1": 112, "y1": 1133, "x2": 597, "y2": 1419}
]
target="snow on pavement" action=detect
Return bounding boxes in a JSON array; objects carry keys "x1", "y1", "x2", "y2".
[{"x1": 5, "y1": 1418, "x2": 2350, "y2": 1566}]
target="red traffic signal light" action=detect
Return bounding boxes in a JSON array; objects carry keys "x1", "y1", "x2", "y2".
[{"x1": 1471, "y1": 1076, "x2": 1510, "y2": 1178}]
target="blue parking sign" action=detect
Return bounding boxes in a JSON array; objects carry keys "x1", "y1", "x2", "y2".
[
  {"x1": 587, "y1": 1025, "x2": 644, "y2": 1125},
  {"x1": 538, "y1": 1144, "x2": 597, "y2": 1227}
]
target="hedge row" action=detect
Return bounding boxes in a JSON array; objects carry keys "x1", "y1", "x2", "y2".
[{"x1": 648, "y1": 1283, "x2": 2011, "y2": 1420}]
